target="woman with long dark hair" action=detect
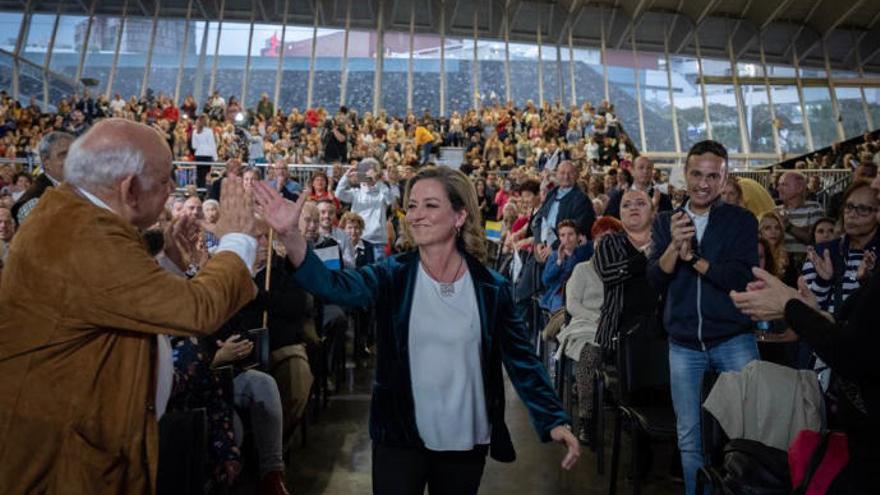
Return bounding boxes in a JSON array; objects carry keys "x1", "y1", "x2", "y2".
[{"x1": 254, "y1": 166, "x2": 579, "y2": 495}]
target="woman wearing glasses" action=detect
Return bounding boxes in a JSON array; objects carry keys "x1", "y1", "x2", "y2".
[{"x1": 802, "y1": 180, "x2": 879, "y2": 316}]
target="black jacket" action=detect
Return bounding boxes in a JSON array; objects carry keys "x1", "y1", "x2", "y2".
[
  {"x1": 648, "y1": 200, "x2": 758, "y2": 350},
  {"x1": 785, "y1": 268, "x2": 880, "y2": 490},
  {"x1": 288, "y1": 249, "x2": 569, "y2": 462},
  {"x1": 215, "y1": 254, "x2": 315, "y2": 352},
  {"x1": 11, "y1": 173, "x2": 53, "y2": 226},
  {"x1": 534, "y1": 186, "x2": 597, "y2": 242}
]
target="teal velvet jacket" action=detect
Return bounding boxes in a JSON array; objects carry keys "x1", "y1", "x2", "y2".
[{"x1": 290, "y1": 248, "x2": 569, "y2": 462}]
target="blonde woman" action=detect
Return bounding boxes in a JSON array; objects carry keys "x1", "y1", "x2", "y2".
[
  {"x1": 254, "y1": 166, "x2": 579, "y2": 494},
  {"x1": 759, "y1": 211, "x2": 797, "y2": 286}
]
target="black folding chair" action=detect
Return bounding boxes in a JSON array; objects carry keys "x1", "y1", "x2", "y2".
[
  {"x1": 593, "y1": 353, "x2": 618, "y2": 475},
  {"x1": 608, "y1": 320, "x2": 677, "y2": 495}
]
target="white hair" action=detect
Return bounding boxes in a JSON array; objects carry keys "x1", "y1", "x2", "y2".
[{"x1": 64, "y1": 136, "x2": 149, "y2": 190}]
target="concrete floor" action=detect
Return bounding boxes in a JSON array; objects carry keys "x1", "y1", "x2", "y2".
[{"x1": 284, "y1": 364, "x2": 683, "y2": 495}]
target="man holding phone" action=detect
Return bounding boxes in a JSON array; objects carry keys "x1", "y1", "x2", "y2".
[
  {"x1": 647, "y1": 140, "x2": 759, "y2": 495},
  {"x1": 335, "y1": 158, "x2": 394, "y2": 260}
]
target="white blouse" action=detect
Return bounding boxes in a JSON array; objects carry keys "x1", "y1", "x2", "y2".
[{"x1": 408, "y1": 264, "x2": 490, "y2": 451}]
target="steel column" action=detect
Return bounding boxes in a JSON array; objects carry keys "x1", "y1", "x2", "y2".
[
  {"x1": 822, "y1": 40, "x2": 846, "y2": 141},
  {"x1": 407, "y1": 2, "x2": 415, "y2": 113},
  {"x1": 728, "y1": 36, "x2": 750, "y2": 155},
  {"x1": 372, "y1": 0, "x2": 385, "y2": 115},
  {"x1": 273, "y1": 0, "x2": 289, "y2": 111},
  {"x1": 439, "y1": 1, "x2": 446, "y2": 116},
  {"x1": 663, "y1": 26, "x2": 681, "y2": 155},
  {"x1": 759, "y1": 37, "x2": 782, "y2": 159},
  {"x1": 174, "y1": 0, "x2": 194, "y2": 105},
  {"x1": 306, "y1": 3, "x2": 318, "y2": 109},
  {"x1": 791, "y1": 45, "x2": 815, "y2": 151},
  {"x1": 75, "y1": 0, "x2": 98, "y2": 85},
  {"x1": 208, "y1": 0, "x2": 225, "y2": 97},
  {"x1": 106, "y1": 0, "x2": 129, "y2": 99},
  {"x1": 141, "y1": 0, "x2": 161, "y2": 99},
  {"x1": 694, "y1": 32, "x2": 713, "y2": 140},
  {"x1": 241, "y1": 8, "x2": 256, "y2": 107},
  {"x1": 340, "y1": 0, "x2": 351, "y2": 106}
]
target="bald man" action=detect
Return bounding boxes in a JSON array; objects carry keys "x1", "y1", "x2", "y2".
[
  {"x1": 604, "y1": 156, "x2": 673, "y2": 219},
  {"x1": 775, "y1": 171, "x2": 824, "y2": 257},
  {"x1": 0, "y1": 119, "x2": 258, "y2": 494}
]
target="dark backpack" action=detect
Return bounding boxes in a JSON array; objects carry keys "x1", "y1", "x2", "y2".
[{"x1": 707, "y1": 439, "x2": 791, "y2": 495}]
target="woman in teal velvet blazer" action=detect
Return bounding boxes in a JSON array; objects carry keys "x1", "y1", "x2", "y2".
[{"x1": 255, "y1": 165, "x2": 579, "y2": 494}]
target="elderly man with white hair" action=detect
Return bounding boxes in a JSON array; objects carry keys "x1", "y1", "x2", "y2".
[{"x1": 0, "y1": 118, "x2": 258, "y2": 494}]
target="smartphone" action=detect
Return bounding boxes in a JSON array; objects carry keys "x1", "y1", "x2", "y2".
[
  {"x1": 674, "y1": 206, "x2": 700, "y2": 255},
  {"x1": 674, "y1": 206, "x2": 692, "y2": 226},
  {"x1": 239, "y1": 327, "x2": 269, "y2": 371},
  {"x1": 357, "y1": 161, "x2": 373, "y2": 184}
]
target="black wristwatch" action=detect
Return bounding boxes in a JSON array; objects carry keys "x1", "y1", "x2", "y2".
[{"x1": 686, "y1": 255, "x2": 700, "y2": 267}]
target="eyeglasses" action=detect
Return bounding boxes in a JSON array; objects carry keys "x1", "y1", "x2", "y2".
[{"x1": 844, "y1": 203, "x2": 878, "y2": 217}]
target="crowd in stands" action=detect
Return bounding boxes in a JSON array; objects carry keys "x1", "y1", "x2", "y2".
[{"x1": 1, "y1": 80, "x2": 878, "y2": 495}]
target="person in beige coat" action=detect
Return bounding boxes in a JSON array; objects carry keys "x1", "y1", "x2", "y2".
[
  {"x1": 559, "y1": 216, "x2": 623, "y2": 443},
  {"x1": 0, "y1": 119, "x2": 258, "y2": 495}
]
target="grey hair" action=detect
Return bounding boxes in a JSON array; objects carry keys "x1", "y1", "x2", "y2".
[
  {"x1": 64, "y1": 136, "x2": 149, "y2": 190},
  {"x1": 37, "y1": 131, "x2": 74, "y2": 162},
  {"x1": 360, "y1": 157, "x2": 381, "y2": 172},
  {"x1": 202, "y1": 199, "x2": 219, "y2": 209}
]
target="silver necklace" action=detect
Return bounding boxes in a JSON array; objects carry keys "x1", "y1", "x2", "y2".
[{"x1": 423, "y1": 255, "x2": 464, "y2": 297}]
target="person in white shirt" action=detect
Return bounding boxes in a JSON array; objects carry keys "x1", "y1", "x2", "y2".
[
  {"x1": 109, "y1": 94, "x2": 126, "y2": 115},
  {"x1": 334, "y1": 158, "x2": 393, "y2": 260},
  {"x1": 191, "y1": 116, "x2": 218, "y2": 188}
]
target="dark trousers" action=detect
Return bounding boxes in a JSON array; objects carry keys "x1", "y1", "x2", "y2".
[
  {"x1": 372, "y1": 443, "x2": 488, "y2": 495},
  {"x1": 194, "y1": 155, "x2": 214, "y2": 189}
]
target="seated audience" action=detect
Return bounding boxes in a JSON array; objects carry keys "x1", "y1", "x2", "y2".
[{"x1": 540, "y1": 219, "x2": 592, "y2": 312}]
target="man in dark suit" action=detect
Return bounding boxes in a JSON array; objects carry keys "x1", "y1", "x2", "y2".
[
  {"x1": 604, "y1": 156, "x2": 673, "y2": 219},
  {"x1": 11, "y1": 131, "x2": 74, "y2": 226},
  {"x1": 534, "y1": 160, "x2": 596, "y2": 248}
]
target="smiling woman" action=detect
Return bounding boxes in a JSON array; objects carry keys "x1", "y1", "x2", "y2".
[{"x1": 253, "y1": 166, "x2": 580, "y2": 495}]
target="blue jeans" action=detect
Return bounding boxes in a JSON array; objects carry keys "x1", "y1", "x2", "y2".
[
  {"x1": 669, "y1": 332, "x2": 758, "y2": 495},
  {"x1": 421, "y1": 143, "x2": 433, "y2": 164}
]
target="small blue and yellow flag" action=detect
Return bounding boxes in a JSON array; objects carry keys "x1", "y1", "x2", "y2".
[{"x1": 485, "y1": 221, "x2": 503, "y2": 242}]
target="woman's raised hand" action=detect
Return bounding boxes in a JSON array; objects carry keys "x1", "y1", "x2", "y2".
[{"x1": 253, "y1": 180, "x2": 305, "y2": 237}]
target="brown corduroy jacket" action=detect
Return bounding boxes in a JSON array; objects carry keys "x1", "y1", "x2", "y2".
[{"x1": 0, "y1": 184, "x2": 256, "y2": 494}]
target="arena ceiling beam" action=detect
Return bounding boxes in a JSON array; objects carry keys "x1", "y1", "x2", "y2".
[
  {"x1": 795, "y1": 0, "x2": 864, "y2": 63},
  {"x1": 673, "y1": 0, "x2": 721, "y2": 54},
  {"x1": 780, "y1": 0, "x2": 822, "y2": 63},
  {"x1": 844, "y1": 9, "x2": 880, "y2": 67},
  {"x1": 553, "y1": 0, "x2": 584, "y2": 45},
  {"x1": 612, "y1": 0, "x2": 653, "y2": 49}
]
